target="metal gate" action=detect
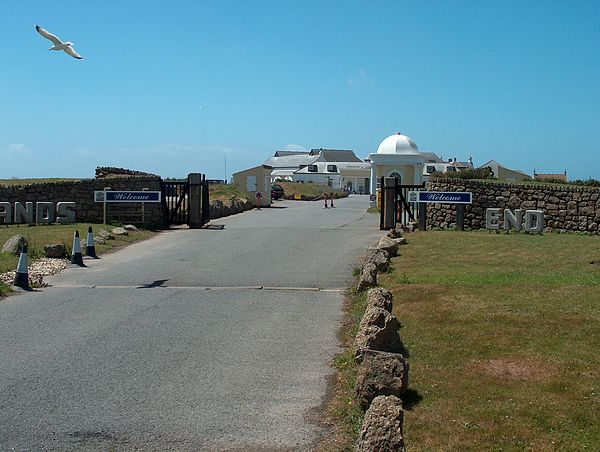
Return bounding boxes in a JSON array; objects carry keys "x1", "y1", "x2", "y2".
[
  {"x1": 161, "y1": 180, "x2": 190, "y2": 225},
  {"x1": 380, "y1": 177, "x2": 425, "y2": 229}
]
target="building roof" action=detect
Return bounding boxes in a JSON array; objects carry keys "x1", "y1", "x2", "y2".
[
  {"x1": 263, "y1": 153, "x2": 319, "y2": 169},
  {"x1": 309, "y1": 148, "x2": 363, "y2": 162},
  {"x1": 421, "y1": 152, "x2": 443, "y2": 163},
  {"x1": 376, "y1": 132, "x2": 419, "y2": 155},
  {"x1": 479, "y1": 160, "x2": 530, "y2": 178},
  {"x1": 534, "y1": 172, "x2": 567, "y2": 182},
  {"x1": 273, "y1": 150, "x2": 310, "y2": 157}
]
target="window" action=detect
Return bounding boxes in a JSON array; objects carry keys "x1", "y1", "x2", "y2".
[
  {"x1": 426, "y1": 166, "x2": 436, "y2": 174},
  {"x1": 308, "y1": 165, "x2": 317, "y2": 173},
  {"x1": 446, "y1": 166, "x2": 456, "y2": 172},
  {"x1": 327, "y1": 164, "x2": 337, "y2": 172}
]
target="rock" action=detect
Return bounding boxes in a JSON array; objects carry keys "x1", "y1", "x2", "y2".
[
  {"x1": 364, "y1": 246, "x2": 390, "y2": 272},
  {"x1": 355, "y1": 349, "x2": 409, "y2": 410},
  {"x1": 111, "y1": 227, "x2": 128, "y2": 236},
  {"x1": 98, "y1": 230, "x2": 115, "y2": 241},
  {"x1": 2, "y1": 235, "x2": 27, "y2": 255},
  {"x1": 393, "y1": 237, "x2": 408, "y2": 246},
  {"x1": 357, "y1": 262, "x2": 378, "y2": 292},
  {"x1": 355, "y1": 306, "x2": 404, "y2": 355},
  {"x1": 377, "y1": 236, "x2": 399, "y2": 257},
  {"x1": 123, "y1": 224, "x2": 138, "y2": 232},
  {"x1": 386, "y1": 228, "x2": 403, "y2": 239},
  {"x1": 44, "y1": 243, "x2": 66, "y2": 258},
  {"x1": 366, "y1": 288, "x2": 393, "y2": 313},
  {"x1": 356, "y1": 395, "x2": 405, "y2": 452}
]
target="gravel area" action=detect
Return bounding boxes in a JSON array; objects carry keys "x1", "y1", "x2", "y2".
[{"x1": 0, "y1": 258, "x2": 70, "y2": 287}]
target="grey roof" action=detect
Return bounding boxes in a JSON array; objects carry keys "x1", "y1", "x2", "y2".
[
  {"x1": 263, "y1": 153, "x2": 319, "y2": 169},
  {"x1": 273, "y1": 150, "x2": 310, "y2": 157},
  {"x1": 420, "y1": 152, "x2": 443, "y2": 163},
  {"x1": 309, "y1": 149, "x2": 363, "y2": 162}
]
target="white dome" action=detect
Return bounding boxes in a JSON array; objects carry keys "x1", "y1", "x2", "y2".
[{"x1": 376, "y1": 132, "x2": 419, "y2": 155}]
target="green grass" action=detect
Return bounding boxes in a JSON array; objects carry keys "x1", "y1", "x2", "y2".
[
  {"x1": 0, "y1": 178, "x2": 81, "y2": 186},
  {"x1": 0, "y1": 223, "x2": 155, "y2": 275},
  {"x1": 320, "y1": 288, "x2": 368, "y2": 451},
  {"x1": 276, "y1": 181, "x2": 347, "y2": 198},
  {"x1": 377, "y1": 230, "x2": 600, "y2": 450},
  {"x1": 209, "y1": 184, "x2": 248, "y2": 202}
]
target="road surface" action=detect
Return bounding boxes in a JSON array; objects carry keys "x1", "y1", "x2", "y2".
[{"x1": 0, "y1": 195, "x2": 380, "y2": 450}]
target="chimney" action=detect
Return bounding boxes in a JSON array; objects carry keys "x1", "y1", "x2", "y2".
[{"x1": 468, "y1": 156, "x2": 473, "y2": 165}]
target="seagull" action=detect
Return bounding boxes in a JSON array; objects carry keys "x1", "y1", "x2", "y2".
[{"x1": 35, "y1": 25, "x2": 83, "y2": 59}]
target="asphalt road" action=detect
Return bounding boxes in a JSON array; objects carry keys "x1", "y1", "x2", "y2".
[{"x1": 0, "y1": 195, "x2": 380, "y2": 450}]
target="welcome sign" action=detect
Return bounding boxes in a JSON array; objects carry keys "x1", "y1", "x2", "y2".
[
  {"x1": 94, "y1": 191, "x2": 162, "y2": 203},
  {"x1": 408, "y1": 191, "x2": 472, "y2": 204}
]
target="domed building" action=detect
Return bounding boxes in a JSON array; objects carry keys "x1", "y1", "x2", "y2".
[{"x1": 368, "y1": 132, "x2": 425, "y2": 206}]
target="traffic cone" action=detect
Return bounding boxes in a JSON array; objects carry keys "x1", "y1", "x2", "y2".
[
  {"x1": 86, "y1": 226, "x2": 99, "y2": 259},
  {"x1": 13, "y1": 244, "x2": 31, "y2": 290},
  {"x1": 330, "y1": 193, "x2": 335, "y2": 208},
  {"x1": 71, "y1": 230, "x2": 85, "y2": 266},
  {"x1": 323, "y1": 192, "x2": 329, "y2": 208}
]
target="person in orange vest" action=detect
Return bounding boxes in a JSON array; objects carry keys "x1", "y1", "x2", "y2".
[{"x1": 330, "y1": 192, "x2": 335, "y2": 208}]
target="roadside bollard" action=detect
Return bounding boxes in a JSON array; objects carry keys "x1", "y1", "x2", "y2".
[
  {"x1": 13, "y1": 244, "x2": 31, "y2": 290},
  {"x1": 71, "y1": 230, "x2": 85, "y2": 266},
  {"x1": 86, "y1": 226, "x2": 99, "y2": 259},
  {"x1": 330, "y1": 192, "x2": 335, "y2": 208},
  {"x1": 323, "y1": 192, "x2": 329, "y2": 209}
]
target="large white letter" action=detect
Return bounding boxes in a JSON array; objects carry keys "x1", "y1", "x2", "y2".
[
  {"x1": 36, "y1": 202, "x2": 55, "y2": 223},
  {"x1": 524, "y1": 210, "x2": 544, "y2": 234},
  {"x1": 0, "y1": 202, "x2": 12, "y2": 224},
  {"x1": 504, "y1": 209, "x2": 523, "y2": 232},
  {"x1": 486, "y1": 208, "x2": 500, "y2": 230},
  {"x1": 56, "y1": 202, "x2": 76, "y2": 223},
  {"x1": 14, "y1": 202, "x2": 34, "y2": 224}
]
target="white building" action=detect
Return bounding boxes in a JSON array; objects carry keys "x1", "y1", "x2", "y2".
[{"x1": 368, "y1": 133, "x2": 425, "y2": 206}]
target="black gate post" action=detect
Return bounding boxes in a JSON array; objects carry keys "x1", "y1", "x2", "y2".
[
  {"x1": 188, "y1": 173, "x2": 203, "y2": 229},
  {"x1": 201, "y1": 174, "x2": 210, "y2": 225},
  {"x1": 379, "y1": 176, "x2": 385, "y2": 230},
  {"x1": 456, "y1": 204, "x2": 465, "y2": 231},
  {"x1": 418, "y1": 202, "x2": 427, "y2": 231}
]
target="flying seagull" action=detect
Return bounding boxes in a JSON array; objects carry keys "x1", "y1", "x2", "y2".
[{"x1": 35, "y1": 25, "x2": 83, "y2": 59}]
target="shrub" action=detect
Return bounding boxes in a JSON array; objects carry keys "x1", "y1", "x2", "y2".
[{"x1": 430, "y1": 167, "x2": 495, "y2": 180}]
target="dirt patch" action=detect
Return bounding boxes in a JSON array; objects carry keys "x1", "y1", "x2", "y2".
[{"x1": 475, "y1": 357, "x2": 556, "y2": 382}]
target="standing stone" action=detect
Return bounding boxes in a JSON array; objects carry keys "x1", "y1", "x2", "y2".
[
  {"x1": 366, "y1": 288, "x2": 394, "y2": 313},
  {"x1": 355, "y1": 349, "x2": 409, "y2": 410},
  {"x1": 357, "y1": 262, "x2": 378, "y2": 292},
  {"x1": 355, "y1": 306, "x2": 404, "y2": 356},
  {"x1": 2, "y1": 235, "x2": 27, "y2": 255},
  {"x1": 377, "y1": 235, "x2": 399, "y2": 257},
  {"x1": 363, "y1": 246, "x2": 391, "y2": 272},
  {"x1": 356, "y1": 395, "x2": 405, "y2": 452}
]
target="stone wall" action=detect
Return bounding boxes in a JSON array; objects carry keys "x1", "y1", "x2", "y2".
[
  {"x1": 0, "y1": 175, "x2": 165, "y2": 228},
  {"x1": 426, "y1": 178, "x2": 600, "y2": 234}
]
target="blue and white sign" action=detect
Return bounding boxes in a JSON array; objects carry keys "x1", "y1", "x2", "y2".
[
  {"x1": 94, "y1": 191, "x2": 162, "y2": 203},
  {"x1": 408, "y1": 191, "x2": 472, "y2": 204}
]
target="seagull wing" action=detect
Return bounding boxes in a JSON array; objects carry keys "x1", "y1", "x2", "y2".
[
  {"x1": 35, "y1": 25, "x2": 63, "y2": 45},
  {"x1": 64, "y1": 46, "x2": 83, "y2": 60}
]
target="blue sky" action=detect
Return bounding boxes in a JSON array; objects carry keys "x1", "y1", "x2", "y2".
[{"x1": 1, "y1": 1, "x2": 598, "y2": 180}]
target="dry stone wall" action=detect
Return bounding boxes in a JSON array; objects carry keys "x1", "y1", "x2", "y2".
[
  {"x1": 0, "y1": 176, "x2": 165, "y2": 228},
  {"x1": 426, "y1": 178, "x2": 600, "y2": 233}
]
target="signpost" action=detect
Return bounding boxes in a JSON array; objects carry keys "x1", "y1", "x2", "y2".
[
  {"x1": 408, "y1": 191, "x2": 473, "y2": 231},
  {"x1": 408, "y1": 191, "x2": 472, "y2": 204},
  {"x1": 95, "y1": 190, "x2": 162, "y2": 225}
]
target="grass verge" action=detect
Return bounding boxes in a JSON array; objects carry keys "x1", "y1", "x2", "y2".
[
  {"x1": 378, "y1": 230, "x2": 600, "y2": 450},
  {"x1": 319, "y1": 288, "x2": 367, "y2": 451},
  {"x1": 276, "y1": 181, "x2": 347, "y2": 199},
  {"x1": 0, "y1": 223, "x2": 155, "y2": 295}
]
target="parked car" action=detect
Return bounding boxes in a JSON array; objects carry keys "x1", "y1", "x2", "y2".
[{"x1": 271, "y1": 184, "x2": 284, "y2": 200}]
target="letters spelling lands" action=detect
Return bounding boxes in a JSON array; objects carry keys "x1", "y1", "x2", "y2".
[
  {"x1": 94, "y1": 191, "x2": 162, "y2": 203},
  {"x1": 0, "y1": 201, "x2": 76, "y2": 224}
]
